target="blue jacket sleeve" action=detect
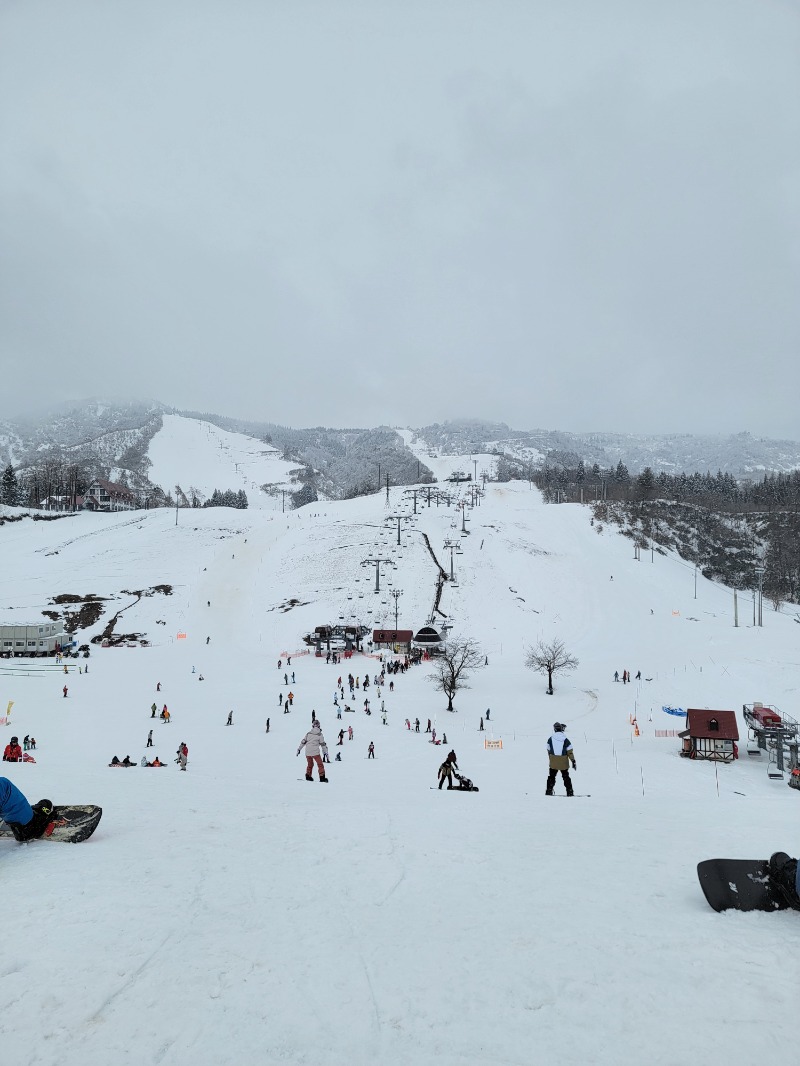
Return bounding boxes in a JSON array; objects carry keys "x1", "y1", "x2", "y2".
[{"x1": 0, "y1": 777, "x2": 33, "y2": 825}]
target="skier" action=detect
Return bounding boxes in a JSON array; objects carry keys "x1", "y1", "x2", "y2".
[
  {"x1": 337, "y1": 729, "x2": 345, "y2": 746},
  {"x1": 226, "y1": 711, "x2": 233, "y2": 726},
  {"x1": 279, "y1": 692, "x2": 283, "y2": 706},
  {"x1": 146, "y1": 729, "x2": 154, "y2": 748},
  {"x1": 288, "y1": 692, "x2": 294, "y2": 706},
  {"x1": 614, "y1": 671, "x2": 619, "y2": 682},
  {"x1": 63, "y1": 685, "x2": 68, "y2": 698},
  {"x1": 277, "y1": 659, "x2": 282, "y2": 670},
  {"x1": 156, "y1": 682, "x2": 161, "y2": 692},
  {"x1": 381, "y1": 710, "x2": 387, "y2": 726},
  {"x1": 297, "y1": 721, "x2": 328, "y2": 782},
  {"x1": 414, "y1": 718, "x2": 420, "y2": 732},
  {"x1": 284, "y1": 700, "x2": 289, "y2": 714},
  {"x1": 3, "y1": 736, "x2": 22, "y2": 762},
  {"x1": 178, "y1": 743, "x2": 188, "y2": 771},
  {"x1": 265, "y1": 719, "x2": 270, "y2": 733},
  {"x1": 768, "y1": 853, "x2": 800, "y2": 909},
  {"x1": 426, "y1": 719, "x2": 431, "y2": 733},
  {"x1": 292, "y1": 672, "x2": 295, "y2": 684},
  {"x1": 479, "y1": 717, "x2": 484, "y2": 731},
  {"x1": 635, "y1": 670, "x2": 641, "y2": 681},
  {"x1": 546, "y1": 722, "x2": 576, "y2": 797},
  {"x1": 206, "y1": 636, "x2": 210, "y2": 645},
  {"x1": 0, "y1": 777, "x2": 54, "y2": 841},
  {"x1": 348, "y1": 725, "x2": 353, "y2": 741},
  {"x1": 284, "y1": 673, "x2": 288, "y2": 685},
  {"x1": 367, "y1": 742, "x2": 375, "y2": 759},
  {"x1": 485, "y1": 708, "x2": 490, "y2": 721}
]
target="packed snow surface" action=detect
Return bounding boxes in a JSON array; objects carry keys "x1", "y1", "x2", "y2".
[
  {"x1": 147, "y1": 414, "x2": 299, "y2": 509},
  {"x1": 1, "y1": 478, "x2": 799, "y2": 1066}
]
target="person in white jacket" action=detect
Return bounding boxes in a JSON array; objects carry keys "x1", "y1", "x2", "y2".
[{"x1": 297, "y1": 722, "x2": 329, "y2": 782}]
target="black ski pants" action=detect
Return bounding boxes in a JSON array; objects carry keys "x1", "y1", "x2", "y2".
[{"x1": 546, "y1": 768, "x2": 573, "y2": 796}]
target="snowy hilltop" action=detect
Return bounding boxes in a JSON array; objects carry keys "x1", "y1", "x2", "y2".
[{"x1": 1, "y1": 440, "x2": 798, "y2": 1066}]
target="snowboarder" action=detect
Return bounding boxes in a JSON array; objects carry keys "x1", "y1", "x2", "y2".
[
  {"x1": 768, "y1": 853, "x2": 800, "y2": 909},
  {"x1": 284, "y1": 673, "x2": 288, "y2": 685},
  {"x1": 287, "y1": 657, "x2": 291, "y2": 666},
  {"x1": 335, "y1": 752, "x2": 342, "y2": 762},
  {"x1": 3, "y1": 737, "x2": 22, "y2": 762},
  {"x1": 279, "y1": 692, "x2": 283, "y2": 706},
  {"x1": 62, "y1": 685, "x2": 68, "y2": 698},
  {"x1": 636, "y1": 670, "x2": 641, "y2": 681},
  {"x1": 146, "y1": 730, "x2": 153, "y2": 748},
  {"x1": 291, "y1": 672, "x2": 295, "y2": 684},
  {"x1": 206, "y1": 636, "x2": 210, "y2": 645},
  {"x1": 297, "y1": 722, "x2": 328, "y2": 782},
  {"x1": 265, "y1": 719, "x2": 270, "y2": 733},
  {"x1": 157, "y1": 682, "x2": 161, "y2": 691},
  {"x1": 381, "y1": 711, "x2": 387, "y2": 726},
  {"x1": 151, "y1": 702, "x2": 157, "y2": 717},
  {"x1": 337, "y1": 729, "x2": 345, "y2": 745},
  {"x1": 426, "y1": 719, "x2": 431, "y2": 733},
  {"x1": 348, "y1": 725, "x2": 353, "y2": 741},
  {"x1": 614, "y1": 671, "x2": 619, "y2": 682},
  {"x1": 288, "y1": 692, "x2": 294, "y2": 706},
  {"x1": 479, "y1": 717, "x2": 484, "y2": 731},
  {"x1": 178, "y1": 743, "x2": 188, "y2": 771},
  {"x1": 485, "y1": 708, "x2": 490, "y2": 721},
  {"x1": 284, "y1": 700, "x2": 289, "y2": 713},
  {"x1": 439, "y1": 750, "x2": 456, "y2": 793},
  {"x1": 367, "y1": 742, "x2": 375, "y2": 759},
  {"x1": 546, "y1": 723, "x2": 576, "y2": 797},
  {"x1": 414, "y1": 718, "x2": 420, "y2": 732},
  {"x1": 226, "y1": 711, "x2": 233, "y2": 726},
  {"x1": 0, "y1": 778, "x2": 54, "y2": 841},
  {"x1": 277, "y1": 659, "x2": 282, "y2": 670}
]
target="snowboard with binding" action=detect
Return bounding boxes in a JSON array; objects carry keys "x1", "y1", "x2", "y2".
[
  {"x1": 697, "y1": 858, "x2": 790, "y2": 913},
  {"x1": 0, "y1": 804, "x2": 102, "y2": 844}
]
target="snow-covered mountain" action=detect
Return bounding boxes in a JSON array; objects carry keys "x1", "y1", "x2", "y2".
[{"x1": 0, "y1": 458, "x2": 797, "y2": 1065}]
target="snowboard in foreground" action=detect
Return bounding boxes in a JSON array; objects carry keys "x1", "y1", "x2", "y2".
[
  {"x1": 0, "y1": 805, "x2": 102, "y2": 844},
  {"x1": 697, "y1": 858, "x2": 790, "y2": 913}
]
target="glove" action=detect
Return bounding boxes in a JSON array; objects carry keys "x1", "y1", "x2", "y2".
[
  {"x1": 296, "y1": 749, "x2": 301, "y2": 756},
  {"x1": 572, "y1": 762, "x2": 577, "y2": 771}
]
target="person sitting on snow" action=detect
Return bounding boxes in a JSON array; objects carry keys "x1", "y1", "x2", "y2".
[
  {"x1": 0, "y1": 777, "x2": 55, "y2": 841},
  {"x1": 3, "y1": 737, "x2": 23, "y2": 762},
  {"x1": 109, "y1": 756, "x2": 121, "y2": 766},
  {"x1": 122, "y1": 755, "x2": 135, "y2": 767},
  {"x1": 769, "y1": 853, "x2": 800, "y2": 910}
]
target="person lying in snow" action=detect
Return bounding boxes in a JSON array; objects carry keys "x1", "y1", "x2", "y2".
[{"x1": 0, "y1": 777, "x2": 55, "y2": 841}]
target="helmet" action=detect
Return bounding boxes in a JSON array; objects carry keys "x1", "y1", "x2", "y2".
[
  {"x1": 553, "y1": 722, "x2": 565, "y2": 732},
  {"x1": 10, "y1": 736, "x2": 18, "y2": 744}
]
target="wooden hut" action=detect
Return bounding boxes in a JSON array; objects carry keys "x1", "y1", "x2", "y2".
[{"x1": 678, "y1": 709, "x2": 739, "y2": 762}]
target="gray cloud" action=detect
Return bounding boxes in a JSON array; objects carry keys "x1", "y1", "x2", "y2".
[{"x1": 1, "y1": 1, "x2": 798, "y2": 435}]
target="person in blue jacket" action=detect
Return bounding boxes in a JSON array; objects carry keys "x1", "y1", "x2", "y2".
[
  {"x1": 0, "y1": 777, "x2": 54, "y2": 841},
  {"x1": 769, "y1": 852, "x2": 800, "y2": 909}
]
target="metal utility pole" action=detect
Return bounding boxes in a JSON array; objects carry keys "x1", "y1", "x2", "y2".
[
  {"x1": 755, "y1": 567, "x2": 766, "y2": 627},
  {"x1": 385, "y1": 473, "x2": 390, "y2": 505},
  {"x1": 412, "y1": 490, "x2": 418, "y2": 514},
  {"x1": 734, "y1": 588, "x2": 739, "y2": 628},
  {"x1": 282, "y1": 490, "x2": 286, "y2": 513},
  {"x1": 175, "y1": 487, "x2": 179, "y2": 526},
  {"x1": 376, "y1": 463, "x2": 381, "y2": 493},
  {"x1": 390, "y1": 588, "x2": 402, "y2": 629},
  {"x1": 473, "y1": 458, "x2": 477, "y2": 483},
  {"x1": 362, "y1": 557, "x2": 393, "y2": 593},
  {"x1": 694, "y1": 567, "x2": 697, "y2": 599},
  {"x1": 461, "y1": 505, "x2": 469, "y2": 534}
]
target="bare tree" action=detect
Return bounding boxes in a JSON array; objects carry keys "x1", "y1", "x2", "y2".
[
  {"x1": 525, "y1": 638, "x2": 579, "y2": 695},
  {"x1": 429, "y1": 637, "x2": 484, "y2": 711}
]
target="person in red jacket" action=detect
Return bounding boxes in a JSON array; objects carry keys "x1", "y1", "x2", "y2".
[{"x1": 3, "y1": 736, "x2": 22, "y2": 762}]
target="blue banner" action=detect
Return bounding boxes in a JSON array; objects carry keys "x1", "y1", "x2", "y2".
[{"x1": 662, "y1": 706, "x2": 686, "y2": 717}]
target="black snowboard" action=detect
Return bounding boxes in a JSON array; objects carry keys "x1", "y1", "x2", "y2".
[
  {"x1": 697, "y1": 858, "x2": 790, "y2": 913},
  {"x1": 0, "y1": 804, "x2": 102, "y2": 844}
]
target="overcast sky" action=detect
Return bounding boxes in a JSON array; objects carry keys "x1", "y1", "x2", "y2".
[{"x1": 1, "y1": 1, "x2": 798, "y2": 436}]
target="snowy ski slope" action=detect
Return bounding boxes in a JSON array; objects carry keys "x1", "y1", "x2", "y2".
[
  {"x1": 0, "y1": 474, "x2": 798, "y2": 1066},
  {"x1": 147, "y1": 413, "x2": 301, "y2": 509}
]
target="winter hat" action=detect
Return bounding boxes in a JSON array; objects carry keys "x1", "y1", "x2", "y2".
[{"x1": 553, "y1": 722, "x2": 565, "y2": 732}]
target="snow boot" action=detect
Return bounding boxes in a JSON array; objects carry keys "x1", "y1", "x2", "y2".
[
  {"x1": 319, "y1": 776, "x2": 328, "y2": 783},
  {"x1": 305, "y1": 774, "x2": 313, "y2": 781},
  {"x1": 10, "y1": 799, "x2": 55, "y2": 841},
  {"x1": 545, "y1": 790, "x2": 553, "y2": 796},
  {"x1": 768, "y1": 852, "x2": 800, "y2": 909}
]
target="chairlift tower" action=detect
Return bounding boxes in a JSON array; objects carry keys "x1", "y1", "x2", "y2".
[{"x1": 362, "y1": 556, "x2": 393, "y2": 593}]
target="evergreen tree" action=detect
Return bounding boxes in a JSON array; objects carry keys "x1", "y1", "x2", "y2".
[{"x1": 1, "y1": 463, "x2": 18, "y2": 505}]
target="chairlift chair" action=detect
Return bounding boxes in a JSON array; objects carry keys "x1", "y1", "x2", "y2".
[{"x1": 768, "y1": 759, "x2": 784, "y2": 780}]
